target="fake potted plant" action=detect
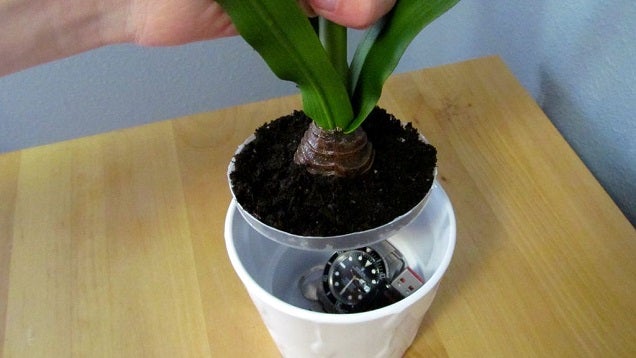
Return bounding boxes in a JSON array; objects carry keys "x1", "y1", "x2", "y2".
[{"x1": 220, "y1": 0, "x2": 459, "y2": 356}]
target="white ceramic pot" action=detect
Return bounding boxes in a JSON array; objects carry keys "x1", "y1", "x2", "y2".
[{"x1": 225, "y1": 182, "x2": 456, "y2": 358}]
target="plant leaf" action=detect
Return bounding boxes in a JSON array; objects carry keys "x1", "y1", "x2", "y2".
[
  {"x1": 347, "y1": 0, "x2": 461, "y2": 133},
  {"x1": 216, "y1": 0, "x2": 353, "y2": 130}
]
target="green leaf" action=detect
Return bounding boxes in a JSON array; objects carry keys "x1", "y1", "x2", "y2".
[
  {"x1": 347, "y1": 0, "x2": 461, "y2": 133},
  {"x1": 216, "y1": 0, "x2": 353, "y2": 130}
]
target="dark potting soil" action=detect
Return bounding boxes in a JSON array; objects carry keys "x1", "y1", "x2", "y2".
[{"x1": 230, "y1": 107, "x2": 437, "y2": 237}]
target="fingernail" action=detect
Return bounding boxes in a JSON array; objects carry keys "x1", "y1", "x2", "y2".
[{"x1": 311, "y1": 0, "x2": 338, "y2": 12}]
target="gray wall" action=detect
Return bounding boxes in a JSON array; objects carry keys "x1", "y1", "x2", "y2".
[{"x1": 1, "y1": 0, "x2": 634, "y2": 224}]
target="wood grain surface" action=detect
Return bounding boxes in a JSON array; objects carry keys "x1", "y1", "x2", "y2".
[{"x1": 1, "y1": 56, "x2": 634, "y2": 357}]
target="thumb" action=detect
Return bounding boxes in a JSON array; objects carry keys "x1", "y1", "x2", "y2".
[{"x1": 309, "y1": 0, "x2": 396, "y2": 29}]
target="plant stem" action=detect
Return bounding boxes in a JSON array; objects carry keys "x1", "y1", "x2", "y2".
[{"x1": 319, "y1": 17, "x2": 349, "y2": 92}]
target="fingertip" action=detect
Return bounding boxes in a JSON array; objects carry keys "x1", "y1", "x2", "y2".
[{"x1": 309, "y1": 0, "x2": 395, "y2": 29}]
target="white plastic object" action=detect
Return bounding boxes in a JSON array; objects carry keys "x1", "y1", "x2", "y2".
[{"x1": 225, "y1": 182, "x2": 456, "y2": 358}]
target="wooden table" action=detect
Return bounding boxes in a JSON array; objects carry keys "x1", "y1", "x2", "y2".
[{"x1": 1, "y1": 56, "x2": 634, "y2": 357}]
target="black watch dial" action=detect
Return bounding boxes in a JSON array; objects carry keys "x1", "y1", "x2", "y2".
[{"x1": 322, "y1": 247, "x2": 387, "y2": 313}]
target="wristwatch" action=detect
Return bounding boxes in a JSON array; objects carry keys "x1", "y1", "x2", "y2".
[{"x1": 317, "y1": 241, "x2": 424, "y2": 314}]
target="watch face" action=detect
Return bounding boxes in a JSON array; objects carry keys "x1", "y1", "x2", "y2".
[{"x1": 322, "y1": 247, "x2": 387, "y2": 313}]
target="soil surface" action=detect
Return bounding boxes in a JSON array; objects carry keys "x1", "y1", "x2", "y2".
[{"x1": 230, "y1": 107, "x2": 437, "y2": 236}]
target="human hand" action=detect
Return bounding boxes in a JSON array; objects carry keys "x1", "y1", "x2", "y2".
[
  {"x1": 129, "y1": 0, "x2": 397, "y2": 46},
  {"x1": 126, "y1": 0, "x2": 235, "y2": 46},
  {"x1": 0, "y1": 0, "x2": 397, "y2": 76}
]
